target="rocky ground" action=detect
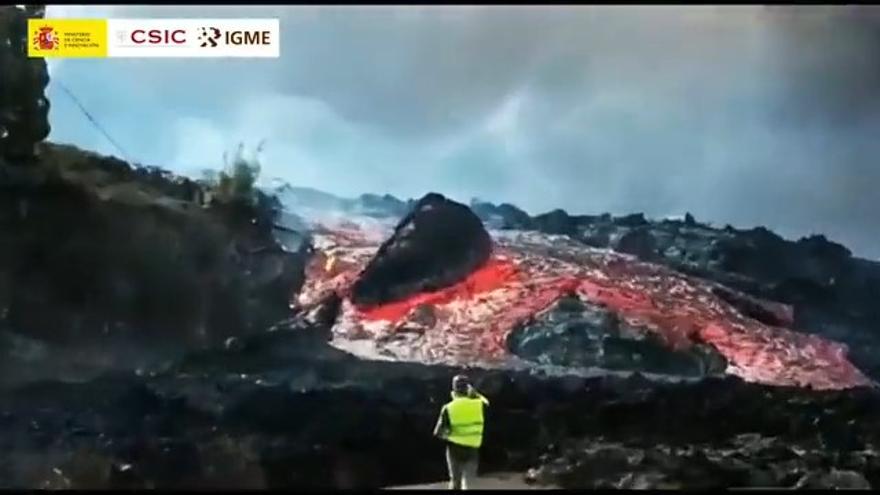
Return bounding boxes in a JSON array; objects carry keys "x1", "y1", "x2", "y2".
[
  {"x1": 2, "y1": 318, "x2": 880, "y2": 489},
  {"x1": 527, "y1": 435, "x2": 877, "y2": 489}
]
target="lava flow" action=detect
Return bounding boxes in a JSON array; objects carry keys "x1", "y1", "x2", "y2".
[{"x1": 296, "y1": 219, "x2": 871, "y2": 391}]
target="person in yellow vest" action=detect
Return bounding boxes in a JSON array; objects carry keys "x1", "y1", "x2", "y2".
[
  {"x1": 324, "y1": 254, "x2": 337, "y2": 273},
  {"x1": 433, "y1": 374, "x2": 490, "y2": 490}
]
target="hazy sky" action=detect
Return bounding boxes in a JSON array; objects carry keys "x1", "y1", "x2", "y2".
[{"x1": 44, "y1": 6, "x2": 879, "y2": 259}]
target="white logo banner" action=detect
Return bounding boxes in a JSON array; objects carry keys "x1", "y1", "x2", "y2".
[{"x1": 107, "y1": 19, "x2": 280, "y2": 58}]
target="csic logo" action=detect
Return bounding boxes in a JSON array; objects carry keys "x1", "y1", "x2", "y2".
[
  {"x1": 197, "y1": 27, "x2": 221, "y2": 48},
  {"x1": 32, "y1": 25, "x2": 59, "y2": 51},
  {"x1": 129, "y1": 28, "x2": 186, "y2": 45}
]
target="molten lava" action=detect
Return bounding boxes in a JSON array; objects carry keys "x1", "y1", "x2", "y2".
[
  {"x1": 358, "y1": 258, "x2": 519, "y2": 322},
  {"x1": 296, "y1": 221, "x2": 871, "y2": 391}
]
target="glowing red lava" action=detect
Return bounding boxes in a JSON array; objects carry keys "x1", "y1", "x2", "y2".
[
  {"x1": 296, "y1": 223, "x2": 871, "y2": 391},
  {"x1": 357, "y1": 259, "x2": 520, "y2": 322}
]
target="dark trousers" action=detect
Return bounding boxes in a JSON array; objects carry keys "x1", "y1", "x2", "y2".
[{"x1": 446, "y1": 442, "x2": 479, "y2": 490}]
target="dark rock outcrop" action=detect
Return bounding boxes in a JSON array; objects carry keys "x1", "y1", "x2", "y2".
[
  {"x1": 351, "y1": 193, "x2": 492, "y2": 306},
  {"x1": 0, "y1": 6, "x2": 51, "y2": 164},
  {"x1": 711, "y1": 285, "x2": 793, "y2": 328},
  {"x1": 613, "y1": 226, "x2": 659, "y2": 260},
  {"x1": 527, "y1": 435, "x2": 879, "y2": 490},
  {"x1": 507, "y1": 296, "x2": 728, "y2": 377},
  {"x1": 531, "y1": 209, "x2": 577, "y2": 237},
  {"x1": 469, "y1": 200, "x2": 532, "y2": 230}
]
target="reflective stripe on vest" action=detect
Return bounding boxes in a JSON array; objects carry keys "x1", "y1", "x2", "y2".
[{"x1": 446, "y1": 397, "x2": 485, "y2": 448}]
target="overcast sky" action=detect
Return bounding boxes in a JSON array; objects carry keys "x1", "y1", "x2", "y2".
[{"x1": 44, "y1": 6, "x2": 879, "y2": 259}]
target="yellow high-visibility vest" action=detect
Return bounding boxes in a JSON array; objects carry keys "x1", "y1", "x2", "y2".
[{"x1": 444, "y1": 395, "x2": 487, "y2": 448}]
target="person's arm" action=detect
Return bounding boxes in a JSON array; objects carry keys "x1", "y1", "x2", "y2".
[
  {"x1": 468, "y1": 385, "x2": 490, "y2": 406},
  {"x1": 433, "y1": 405, "x2": 450, "y2": 440}
]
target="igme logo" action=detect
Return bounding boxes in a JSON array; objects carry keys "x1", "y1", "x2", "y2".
[
  {"x1": 197, "y1": 27, "x2": 221, "y2": 48},
  {"x1": 197, "y1": 26, "x2": 273, "y2": 48}
]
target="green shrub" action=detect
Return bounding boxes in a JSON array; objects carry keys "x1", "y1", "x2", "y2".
[{"x1": 203, "y1": 142, "x2": 264, "y2": 207}]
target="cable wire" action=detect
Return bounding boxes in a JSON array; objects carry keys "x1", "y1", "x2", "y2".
[{"x1": 54, "y1": 79, "x2": 135, "y2": 165}]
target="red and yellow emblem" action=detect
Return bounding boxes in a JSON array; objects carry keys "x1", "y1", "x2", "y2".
[
  {"x1": 27, "y1": 19, "x2": 108, "y2": 58},
  {"x1": 32, "y1": 25, "x2": 60, "y2": 51}
]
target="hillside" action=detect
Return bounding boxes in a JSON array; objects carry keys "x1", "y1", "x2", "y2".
[{"x1": 0, "y1": 141, "x2": 306, "y2": 385}]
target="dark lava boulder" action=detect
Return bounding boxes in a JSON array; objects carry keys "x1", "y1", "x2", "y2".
[
  {"x1": 614, "y1": 227, "x2": 659, "y2": 260},
  {"x1": 506, "y1": 296, "x2": 727, "y2": 377},
  {"x1": 495, "y1": 203, "x2": 533, "y2": 229},
  {"x1": 532, "y1": 209, "x2": 577, "y2": 237},
  {"x1": 614, "y1": 213, "x2": 649, "y2": 227},
  {"x1": 470, "y1": 199, "x2": 533, "y2": 230},
  {"x1": 350, "y1": 193, "x2": 492, "y2": 306}
]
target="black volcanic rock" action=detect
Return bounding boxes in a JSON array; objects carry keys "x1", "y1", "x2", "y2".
[
  {"x1": 614, "y1": 226, "x2": 659, "y2": 260},
  {"x1": 711, "y1": 286, "x2": 792, "y2": 327},
  {"x1": 614, "y1": 213, "x2": 649, "y2": 227},
  {"x1": 350, "y1": 193, "x2": 492, "y2": 306},
  {"x1": 526, "y1": 437, "x2": 863, "y2": 489},
  {"x1": 470, "y1": 200, "x2": 533, "y2": 230},
  {"x1": 532, "y1": 209, "x2": 577, "y2": 236},
  {"x1": 496, "y1": 203, "x2": 534, "y2": 229},
  {"x1": 506, "y1": 296, "x2": 727, "y2": 377}
]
